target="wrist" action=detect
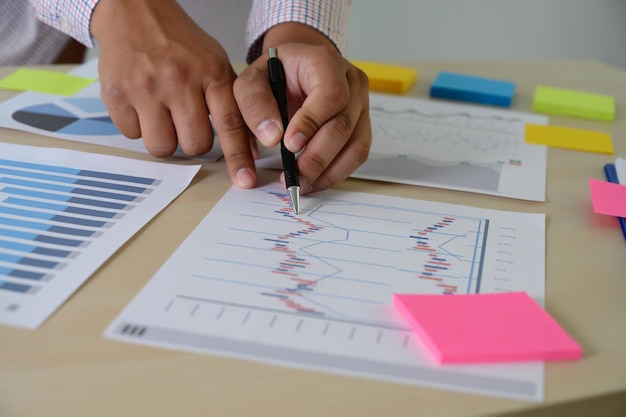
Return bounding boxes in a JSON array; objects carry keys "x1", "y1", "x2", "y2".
[
  {"x1": 91, "y1": 0, "x2": 189, "y2": 47},
  {"x1": 262, "y1": 23, "x2": 337, "y2": 53}
]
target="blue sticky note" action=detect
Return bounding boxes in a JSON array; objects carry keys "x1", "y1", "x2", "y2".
[{"x1": 430, "y1": 71, "x2": 516, "y2": 107}]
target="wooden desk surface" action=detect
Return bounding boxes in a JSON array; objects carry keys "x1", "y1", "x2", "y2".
[{"x1": 1, "y1": 61, "x2": 625, "y2": 417}]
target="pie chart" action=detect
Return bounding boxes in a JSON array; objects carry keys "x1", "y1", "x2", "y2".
[{"x1": 11, "y1": 97, "x2": 120, "y2": 136}]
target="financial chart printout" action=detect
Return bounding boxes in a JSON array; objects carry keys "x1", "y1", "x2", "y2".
[
  {"x1": 359, "y1": 94, "x2": 548, "y2": 201},
  {"x1": 106, "y1": 184, "x2": 546, "y2": 401},
  {"x1": 0, "y1": 142, "x2": 200, "y2": 328},
  {"x1": 255, "y1": 94, "x2": 548, "y2": 201}
]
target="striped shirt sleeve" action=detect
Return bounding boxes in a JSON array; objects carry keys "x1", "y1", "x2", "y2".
[
  {"x1": 246, "y1": 0, "x2": 351, "y2": 63},
  {"x1": 31, "y1": 0, "x2": 100, "y2": 47}
]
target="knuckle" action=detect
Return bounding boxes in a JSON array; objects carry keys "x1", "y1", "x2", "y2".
[
  {"x1": 160, "y1": 62, "x2": 189, "y2": 88},
  {"x1": 100, "y1": 81, "x2": 127, "y2": 105},
  {"x1": 120, "y1": 126, "x2": 141, "y2": 139},
  {"x1": 205, "y1": 58, "x2": 233, "y2": 77},
  {"x1": 302, "y1": 150, "x2": 328, "y2": 174},
  {"x1": 236, "y1": 91, "x2": 265, "y2": 114},
  {"x1": 326, "y1": 112, "x2": 354, "y2": 142},
  {"x1": 133, "y1": 70, "x2": 159, "y2": 94},
  {"x1": 148, "y1": 144, "x2": 176, "y2": 158},
  {"x1": 354, "y1": 67, "x2": 370, "y2": 88},
  {"x1": 323, "y1": 81, "x2": 350, "y2": 108},
  {"x1": 233, "y1": 66, "x2": 260, "y2": 94},
  {"x1": 315, "y1": 171, "x2": 340, "y2": 191},
  {"x1": 224, "y1": 146, "x2": 252, "y2": 167},
  {"x1": 351, "y1": 139, "x2": 371, "y2": 167},
  {"x1": 232, "y1": 76, "x2": 245, "y2": 96},
  {"x1": 183, "y1": 140, "x2": 212, "y2": 157},
  {"x1": 205, "y1": 63, "x2": 236, "y2": 90},
  {"x1": 299, "y1": 113, "x2": 323, "y2": 136},
  {"x1": 216, "y1": 111, "x2": 247, "y2": 135},
  {"x1": 151, "y1": 149, "x2": 174, "y2": 158},
  {"x1": 225, "y1": 147, "x2": 249, "y2": 161}
]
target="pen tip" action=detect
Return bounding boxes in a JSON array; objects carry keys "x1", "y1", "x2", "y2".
[{"x1": 288, "y1": 186, "x2": 300, "y2": 214}]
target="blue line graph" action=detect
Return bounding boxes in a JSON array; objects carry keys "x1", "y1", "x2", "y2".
[
  {"x1": 179, "y1": 187, "x2": 488, "y2": 327},
  {"x1": 0, "y1": 157, "x2": 158, "y2": 295}
]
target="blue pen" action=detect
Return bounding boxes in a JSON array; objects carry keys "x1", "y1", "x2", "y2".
[{"x1": 603, "y1": 163, "x2": 626, "y2": 240}]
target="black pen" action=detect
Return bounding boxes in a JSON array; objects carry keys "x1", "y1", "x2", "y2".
[{"x1": 268, "y1": 47, "x2": 300, "y2": 214}]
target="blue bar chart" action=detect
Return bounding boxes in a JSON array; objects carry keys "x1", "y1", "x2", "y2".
[{"x1": 0, "y1": 142, "x2": 200, "y2": 328}]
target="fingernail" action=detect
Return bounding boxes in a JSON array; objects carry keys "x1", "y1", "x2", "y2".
[
  {"x1": 287, "y1": 132, "x2": 307, "y2": 152},
  {"x1": 257, "y1": 119, "x2": 282, "y2": 146},
  {"x1": 236, "y1": 168, "x2": 255, "y2": 188}
]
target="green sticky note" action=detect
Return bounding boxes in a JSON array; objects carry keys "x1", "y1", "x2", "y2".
[
  {"x1": 0, "y1": 68, "x2": 96, "y2": 96},
  {"x1": 532, "y1": 85, "x2": 615, "y2": 121}
]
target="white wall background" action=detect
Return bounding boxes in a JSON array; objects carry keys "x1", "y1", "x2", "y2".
[{"x1": 345, "y1": 0, "x2": 626, "y2": 69}]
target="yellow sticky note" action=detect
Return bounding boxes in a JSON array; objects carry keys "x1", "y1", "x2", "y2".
[
  {"x1": 0, "y1": 68, "x2": 96, "y2": 96},
  {"x1": 532, "y1": 85, "x2": 615, "y2": 122},
  {"x1": 525, "y1": 124, "x2": 614, "y2": 154},
  {"x1": 351, "y1": 61, "x2": 417, "y2": 94}
]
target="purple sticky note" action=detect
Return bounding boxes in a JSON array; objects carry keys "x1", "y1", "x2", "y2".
[{"x1": 393, "y1": 292, "x2": 583, "y2": 364}]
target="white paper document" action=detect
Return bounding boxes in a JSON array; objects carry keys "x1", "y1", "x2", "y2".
[
  {"x1": 256, "y1": 93, "x2": 548, "y2": 201},
  {"x1": 615, "y1": 157, "x2": 626, "y2": 184},
  {"x1": 0, "y1": 142, "x2": 200, "y2": 328},
  {"x1": 106, "y1": 183, "x2": 546, "y2": 401},
  {"x1": 0, "y1": 59, "x2": 222, "y2": 161}
]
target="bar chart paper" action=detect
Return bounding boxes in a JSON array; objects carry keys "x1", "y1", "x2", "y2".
[
  {"x1": 106, "y1": 183, "x2": 547, "y2": 401},
  {"x1": 0, "y1": 142, "x2": 200, "y2": 328}
]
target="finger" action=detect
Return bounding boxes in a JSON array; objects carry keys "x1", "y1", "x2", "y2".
[
  {"x1": 283, "y1": 59, "x2": 351, "y2": 153},
  {"x1": 169, "y1": 88, "x2": 214, "y2": 156},
  {"x1": 296, "y1": 67, "x2": 369, "y2": 190},
  {"x1": 100, "y1": 83, "x2": 142, "y2": 139},
  {"x1": 249, "y1": 137, "x2": 260, "y2": 159},
  {"x1": 136, "y1": 104, "x2": 179, "y2": 157},
  {"x1": 295, "y1": 104, "x2": 361, "y2": 192},
  {"x1": 234, "y1": 62, "x2": 285, "y2": 148},
  {"x1": 207, "y1": 83, "x2": 257, "y2": 189},
  {"x1": 306, "y1": 107, "x2": 372, "y2": 193}
]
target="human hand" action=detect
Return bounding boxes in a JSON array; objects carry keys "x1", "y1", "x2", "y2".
[
  {"x1": 91, "y1": 0, "x2": 257, "y2": 188},
  {"x1": 234, "y1": 23, "x2": 371, "y2": 194}
]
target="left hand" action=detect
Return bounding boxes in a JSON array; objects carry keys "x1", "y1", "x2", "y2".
[
  {"x1": 233, "y1": 23, "x2": 371, "y2": 194},
  {"x1": 91, "y1": 0, "x2": 257, "y2": 189}
]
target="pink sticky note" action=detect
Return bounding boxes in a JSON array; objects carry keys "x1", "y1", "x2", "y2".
[
  {"x1": 393, "y1": 292, "x2": 583, "y2": 364},
  {"x1": 589, "y1": 178, "x2": 626, "y2": 217}
]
